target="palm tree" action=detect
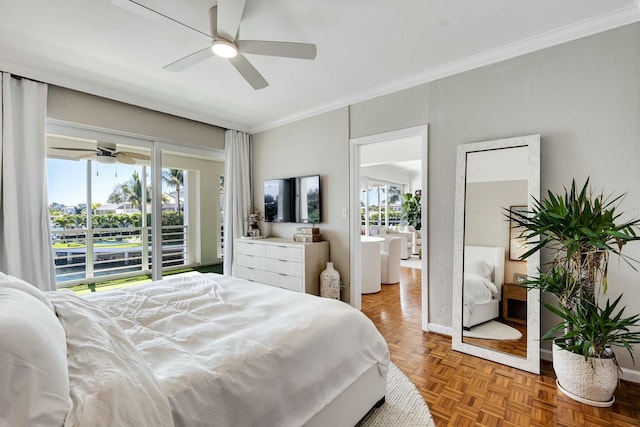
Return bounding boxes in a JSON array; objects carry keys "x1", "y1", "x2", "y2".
[
  {"x1": 108, "y1": 171, "x2": 150, "y2": 210},
  {"x1": 163, "y1": 169, "x2": 184, "y2": 212}
]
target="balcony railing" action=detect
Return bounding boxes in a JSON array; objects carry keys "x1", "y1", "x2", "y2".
[{"x1": 51, "y1": 225, "x2": 188, "y2": 287}]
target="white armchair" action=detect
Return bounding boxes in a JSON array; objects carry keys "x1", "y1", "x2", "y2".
[
  {"x1": 377, "y1": 227, "x2": 410, "y2": 260},
  {"x1": 402, "y1": 225, "x2": 422, "y2": 256},
  {"x1": 380, "y1": 236, "x2": 401, "y2": 285}
]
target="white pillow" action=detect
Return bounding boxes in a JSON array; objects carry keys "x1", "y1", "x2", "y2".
[
  {"x1": 0, "y1": 288, "x2": 69, "y2": 427},
  {"x1": 466, "y1": 259, "x2": 494, "y2": 282},
  {"x1": 0, "y1": 272, "x2": 55, "y2": 312}
]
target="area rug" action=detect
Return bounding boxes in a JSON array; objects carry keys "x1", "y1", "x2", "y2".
[
  {"x1": 400, "y1": 257, "x2": 422, "y2": 270},
  {"x1": 357, "y1": 362, "x2": 435, "y2": 426},
  {"x1": 463, "y1": 320, "x2": 522, "y2": 340}
]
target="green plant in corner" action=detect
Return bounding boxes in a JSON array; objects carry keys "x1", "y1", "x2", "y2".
[
  {"x1": 401, "y1": 191, "x2": 422, "y2": 230},
  {"x1": 510, "y1": 178, "x2": 640, "y2": 357},
  {"x1": 508, "y1": 178, "x2": 640, "y2": 404}
]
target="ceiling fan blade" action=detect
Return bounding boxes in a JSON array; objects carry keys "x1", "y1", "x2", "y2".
[
  {"x1": 237, "y1": 40, "x2": 317, "y2": 60},
  {"x1": 78, "y1": 153, "x2": 98, "y2": 160},
  {"x1": 120, "y1": 152, "x2": 150, "y2": 160},
  {"x1": 209, "y1": 6, "x2": 218, "y2": 38},
  {"x1": 50, "y1": 147, "x2": 98, "y2": 153},
  {"x1": 228, "y1": 54, "x2": 268, "y2": 90},
  {"x1": 216, "y1": 0, "x2": 246, "y2": 42},
  {"x1": 116, "y1": 154, "x2": 136, "y2": 165},
  {"x1": 165, "y1": 47, "x2": 214, "y2": 72}
]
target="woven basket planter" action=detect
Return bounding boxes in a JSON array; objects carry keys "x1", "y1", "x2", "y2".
[{"x1": 552, "y1": 341, "x2": 618, "y2": 407}]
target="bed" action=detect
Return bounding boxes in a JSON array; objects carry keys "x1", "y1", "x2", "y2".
[
  {"x1": 0, "y1": 272, "x2": 389, "y2": 427},
  {"x1": 462, "y1": 245, "x2": 505, "y2": 329}
]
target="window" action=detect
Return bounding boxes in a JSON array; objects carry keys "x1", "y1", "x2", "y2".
[
  {"x1": 46, "y1": 129, "x2": 226, "y2": 287},
  {"x1": 360, "y1": 181, "x2": 405, "y2": 229}
]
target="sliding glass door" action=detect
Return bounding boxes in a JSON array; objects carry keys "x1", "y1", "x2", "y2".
[{"x1": 46, "y1": 126, "x2": 224, "y2": 288}]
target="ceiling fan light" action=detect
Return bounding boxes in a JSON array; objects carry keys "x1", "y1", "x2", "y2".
[
  {"x1": 211, "y1": 39, "x2": 238, "y2": 58},
  {"x1": 97, "y1": 154, "x2": 117, "y2": 164}
]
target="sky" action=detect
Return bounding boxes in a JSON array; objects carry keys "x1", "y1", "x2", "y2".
[{"x1": 47, "y1": 158, "x2": 145, "y2": 206}]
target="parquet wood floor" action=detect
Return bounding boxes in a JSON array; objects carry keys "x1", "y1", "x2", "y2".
[{"x1": 361, "y1": 266, "x2": 640, "y2": 426}]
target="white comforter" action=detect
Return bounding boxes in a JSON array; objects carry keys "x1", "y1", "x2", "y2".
[
  {"x1": 53, "y1": 273, "x2": 389, "y2": 427},
  {"x1": 463, "y1": 272, "x2": 499, "y2": 313}
]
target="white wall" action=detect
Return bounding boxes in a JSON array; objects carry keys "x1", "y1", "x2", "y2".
[
  {"x1": 360, "y1": 164, "x2": 412, "y2": 186},
  {"x1": 48, "y1": 86, "x2": 225, "y2": 150},
  {"x1": 163, "y1": 154, "x2": 224, "y2": 266},
  {"x1": 252, "y1": 108, "x2": 351, "y2": 300},
  {"x1": 253, "y1": 22, "x2": 640, "y2": 372},
  {"x1": 465, "y1": 180, "x2": 528, "y2": 281}
]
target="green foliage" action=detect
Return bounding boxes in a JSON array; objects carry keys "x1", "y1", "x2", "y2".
[
  {"x1": 543, "y1": 296, "x2": 640, "y2": 362},
  {"x1": 510, "y1": 178, "x2": 640, "y2": 269},
  {"x1": 401, "y1": 192, "x2": 422, "y2": 230},
  {"x1": 509, "y1": 178, "x2": 640, "y2": 361}
]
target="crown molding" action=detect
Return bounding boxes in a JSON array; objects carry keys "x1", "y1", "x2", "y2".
[{"x1": 250, "y1": 4, "x2": 640, "y2": 134}]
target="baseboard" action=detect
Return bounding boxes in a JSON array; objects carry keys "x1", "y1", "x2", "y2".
[
  {"x1": 541, "y1": 348, "x2": 552, "y2": 362},
  {"x1": 426, "y1": 323, "x2": 452, "y2": 336},
  {"x1": 541, "y1": 348, "x2": 639, "y2": 383},
  {"x1": 621, "y1": 367, "x2": 640, "y2": 383}
]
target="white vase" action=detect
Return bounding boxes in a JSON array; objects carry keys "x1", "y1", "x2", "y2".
[
  {"x1": 320, "y1": 262, "x2": 340, "y2": 299},
  {"x1": 552, "y1": 341, "x2": 618, "y2": 407}
]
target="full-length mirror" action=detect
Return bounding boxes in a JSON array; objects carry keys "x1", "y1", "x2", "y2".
[{"x1": 452, "y1": 135, "x2": 541, "y2": 374}]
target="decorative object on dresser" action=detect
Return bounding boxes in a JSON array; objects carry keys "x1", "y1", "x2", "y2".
[
  {"x1": 246, "y1": 208, "x2": 263, "y2": 238},
  {"x1": 234, "y1": 237, "x2": 329, "y2": 295},
  {"x1": 293, "y1": 226, "x2": 322, "y2": 243},
  {"x1": 320, "y1": 262, "x2": 341, "y2": 299}
]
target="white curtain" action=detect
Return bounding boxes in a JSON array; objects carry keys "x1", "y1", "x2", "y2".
[
  {"x1": 223, "y1": 130, "x2": 252, "y2": 276},
  {"x1": 0, "y1": 73, "x2": 55, "y2": 291}
]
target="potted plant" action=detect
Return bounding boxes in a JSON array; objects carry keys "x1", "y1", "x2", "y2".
[
  {"x1": 509, "y1": 179, "x2": 640, "y2": 406},
  {"x1": 401, "y1": 190, "x2": 422, "y2": 230}
]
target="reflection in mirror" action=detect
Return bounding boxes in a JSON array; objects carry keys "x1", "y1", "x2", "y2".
[
  {"x1": 452, "y1": 135, "x2": 540, "y2": 374},
  {"x1": 296, "y1": 175, "x2": 320, "y2": 224}
]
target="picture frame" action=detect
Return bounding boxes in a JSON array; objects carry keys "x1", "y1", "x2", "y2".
[
  {"x1": 513, "y1": 273, "x2": 527, "y2": 284},
  {"x1": 508, "y1": 205, "x2": 528, "y2": 261}
]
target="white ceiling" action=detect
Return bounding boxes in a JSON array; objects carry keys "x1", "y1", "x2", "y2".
[{"x1": 1, "y1": 0, "x2": 638, "y2": 133}]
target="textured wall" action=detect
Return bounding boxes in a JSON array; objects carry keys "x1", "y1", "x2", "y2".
[
  {"x1": 253, "y1": 22, "x2": 640, "y2": 371},
  {"x1": 48, "y1": 86, "x2": 225, "y2": 150},
  {"x1": 251, "y1": 108, "x2": 351, "y2": 301}
]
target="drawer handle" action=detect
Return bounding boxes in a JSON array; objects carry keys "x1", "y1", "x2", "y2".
[
  {"x1": 278, "y1": 273, "x2": 288, "y2": 277},
  {"x1": 279, "y1": 259, "x2": 287, "y2": 262},
  {"x1": 277, "y1": 245, "x2": 287, "y2": 249}
]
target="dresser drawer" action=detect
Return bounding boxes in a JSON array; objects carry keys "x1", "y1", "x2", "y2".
[
  {"x1": 236, "y1": 266, "x2": 260, "y2": 282},
  {"x1": 236, "y1": 253, "x2": 268, "y2": 270},
  {"x1": 235, "y1": 241, "x2": 266, "y2": 257},
  {"x1": 265, "y1": 245, "x2": 303, "y2": 263},
  {"x1": 261, "y1": 271, "x2": 303, "y2": 292},
  {"x1": 265, "y1": 259, "x2": 302, "y2": 277},
  {"x1": 237, "y1": 267, "x2": 303, "y2": 292}
]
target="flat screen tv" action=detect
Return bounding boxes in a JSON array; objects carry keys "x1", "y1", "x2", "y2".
[{"x1": 264, "y1": 174, "x2": 321, "y2": 223}]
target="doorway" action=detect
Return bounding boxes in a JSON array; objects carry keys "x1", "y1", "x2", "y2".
[{"x1": 349, "y1": 125, "x2": 429, "y2": 331}]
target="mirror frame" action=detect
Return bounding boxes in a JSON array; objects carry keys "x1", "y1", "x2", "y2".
[{"x1": 452, "y1": 135, "x2": 541, "y2": 374}]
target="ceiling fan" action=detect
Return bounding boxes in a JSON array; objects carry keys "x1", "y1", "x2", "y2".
[
  {"x1": 114, "y1": 0, "x2": 317, "y2": 90},
  {"x1": 50, "y1": 142, "x2": 150, "y2": 164}
]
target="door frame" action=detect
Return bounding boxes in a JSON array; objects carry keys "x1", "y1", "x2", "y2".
[{"x1": 349, "y1": 125, "x2": 429, "y2": 331}]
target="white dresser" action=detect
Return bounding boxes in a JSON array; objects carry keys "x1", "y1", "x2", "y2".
[{"x1": 234, "y1": 238, "x2": 330, "y2": 295}]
